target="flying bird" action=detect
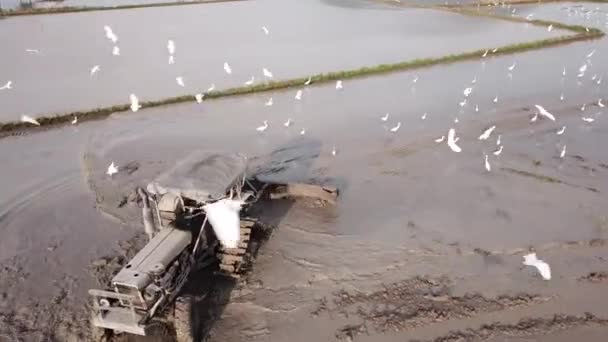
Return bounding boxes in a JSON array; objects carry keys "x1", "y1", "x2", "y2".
[
  {"x1": 390, "y1": 122, "x2": 401, "y2": 133},
  {"x1": 263, "y1": 68, "x2": 273, "y2": 79},
  {"x1": 244, "y1": 76, "x2": 255, "y2": 85},
  {"x1": 262, "y1": 26, "x2": 269, "y2": 35},
  {"x1": 493, "y1": 96, "x2": 498, "y2": 103},
  {"x1": 104, "y1": 25, "x2": 118, "y2": 43},
  {"x1": 106, "y1": 162, "x2": 119, "y2": 176},
  {"x1": 475, "y1": 105, "x2": 479, "y2": 112},
  {"x1": 300, "y1": 128, "x2": 306, "y2": 135},
  {"x1": 224, "y1": 62, "x2": 232, "y2": 74},
  {"x1": 421, "y1": 112, "x2": 427, "y2": 120},
  {"x1": 284, "y1": 118, "x2": 292, "y2": 127},
  {"x1": 304, "y1": 76, "x2": 312, "y2": 85},
  {"x1": 71, "y1": 116, "x2": 78, "y2": 125},
  {"x1": 167, "y1": 40, "x2": 175, "y2": 55},
  {"x1": 482, "y1": 50, "x2": 489, "y2": 57},
  {"x1": 534, "y1": 105, "x2": 556, "y2": 121},
  {"x1": 525, "y1": 13, "x2": 534, "y2": 20},
  {"x1": 130, "y1": 94, "x2": 141, "y2": 112},
  {"x1": 412, "y1": 75, "x2": 419, "y2": 83},
  {"x1": 582, "y1": 117, "x2": 595, "y2": 123},
  {"x1": 25, "y1": 49, "x2": 40, "y2": 54},
  {"x1": 578, "y1": 63, "x2": 587, "y2": 77},
  {"x1": 21, "y1": 115, "x2": 40, "y2": 126},
  {"x1": 207, "y1": 84, "x2": 216, "y2": 92},
  {"x1": 471, "y1": 76, "x2": 477, "y2": 84},
  {"x1": 295, "y1": 89, "x2": 303, "y2": 100},
  {"x1": 508, "y1": 62, "x2": 516, "y2": 71},
  {"x1": 168, "y1": 55, "x2": 175, "y2": 65},
  {"x1": 90, "y1": 65, "x2": 100, "y2": 76},
  {"x1": 560, "y1": 93, "x2": 564, "y2": 101},
  {"x1": 112, "y1": 46, "x2": 120, "y2": 56},
  {"x1": 256, "y1": 120, "x2": 268, "y2": 132},
  {"x1": 459, "y1": 99, "x2": 467, "y2": 107},
  {"x1": 447, "y1": 128, "x2": 462, "y2": 153},
  {"x1": 331, "y1": 146, "x2": 337, "y2": 157},
  {"x1": 336, "y1": 80, "x2": 343, "y2": 90},
  {"x1": 560, "y1": 145, "x2": 566, "y2": 158},
  {"x1": 523, "y1": 253, "x2": 551, "y2": 280},
  {"x1": 265, "y1": 97, "x2": 273, "y2": 106},
  {"x1": 493, "y1": 145, "x2": 503, "y2": 156},
  {"x1": 556, "y1": 126, "x2": 566, "y2": 135},
  {"x1": 435, "y1": 136, "x2": 445, "y2": 143},
  {"x1": 478, "y1": 125, "x2": 496, "y2": 140},
  {"x1": 195, "y1": 93, "x2": 203, "y2": 104},
  {"x1": 463, "y1": 87, "x2": 473, "y2": 97},
  {"x1": 0, "y1": 81, "x2": 13, "y2": 90},
  {"x1": 547, "y1": 24, "x2": 553, "y2": 32},
  {"x1": 562, "y1": 67, "x2": 566, "y2": 77},
  {"x1": 491, "y1": 48, "x2": 498, "y2": 53},
  {"x1": 484, "y1": 154, "x2": 491, "y2": 172},
  {"x1": 586, "y1": 49, "x2": 596, "y2": 59},
  {"x1": 381, "y1": 113, "x2": 389, "y2": 121},
  {"x1": 176, "y1": 77, "x2": 185, "y2": 87}
]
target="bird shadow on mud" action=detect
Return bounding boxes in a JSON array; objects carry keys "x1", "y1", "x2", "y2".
[{"x1": 170, "y1": 136, "x2": 343, "y2": 342}]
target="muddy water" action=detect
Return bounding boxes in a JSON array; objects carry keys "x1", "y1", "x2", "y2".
[
  {"x1": 0, "y1": 0, "x2": 563, "y2": 120},
  {"x1": 1, "y1": 1, "x2": 608, "y2": 341}
]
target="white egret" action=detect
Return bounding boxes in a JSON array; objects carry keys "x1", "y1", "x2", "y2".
[
  {"x1": 265, "y1": 98, "x2": 273, "y2": 106},
  {"x1": 331, "y1": 146, "x2": 337, "y2": 156},
  {"x1": 493, "y1": 96, "x2": 498, "y2": 103},
  {"x1": 475, "y1": 105, "x2": 479, "y2": 112},
  {"x1": 496, "y1": 134, "x2": 501, "y2": 145},
  {"x1": 484, "y1": 154, "x2": 491, "y2": 172},
  {"x1": 336, "y1": 80, "x2": 343, "y2": 90},
  {"x1": 421, "y1": 112, "x2": 427, "y2": 120},
  {"x1": 447, "y1": 128, "x2": 462, "y2": 152},
  {"x1": 435, "y1": 135, "x2": 445, "y2": 143},
  {"x1": 0, "y1": 81, "x2": 13, "y2": 90},
  {"x1": 598, "y1": 99, "x2": 605, "y2": 108},
  {"x1": 167, "y1": 40, "x2": 175, "y2": 55},
  {"x1": 482, "y1": 49, "x2": 489, "y2": 57},
  {"x1": 300, "y1": 128, "x2": 306, "y2": 135},
  {"x1": 464, "y1": 87, "x2": 473, "y2": 97},
  {"x1": 176, "y1": 77, "x2": 185, "y2": 87},
  {"x1": 207, "y1": 84, "x2": 216, "y2": 92},
  {"x1": 224, "y1": 62, "x2": 232, "y2": 74},
  {"x1": 412, "y1": 75, "x2": 419, "y2": 83},
  {"x1": 390, "y1": 122, "x2": 401, "y2": 133},
  {"x1": 556, "y1": 126, "x2": 566, "y2": 135},
  {"x1": 244, "y1": 76, "x2": 255, "y2": 85},
  {"x1": 195, "y1": 93, "x2": 204, "y2": 104},
  {"x1": 381, "y1": 113, "x2": 389, "y2": 121},
  {"x1": 459, "y1": 99, "x2": 467, "y2": 107},
  {"x1": 90, "y1": 65, "x2": 100, "y2": 76},
  {"x1": 71, "y1": 116, "x2": 78, "y2": 125},
  {"x1": 169, "y1": 55, "x2": 175, "y2": 65},
  {"x1": 263, "y1": 68, "x2": 273, "y2": 79},
  {"x1": 112, "y1": 46, "x2": 120, "y2": 56},
  {"x1": 493, "y1": 145, "x2": 503, "y2": 156},
  {"x1": 582, "y1": 117, "x2": 595, "y2": 123},
  {"x1": 262, "y1": 26, "x2": 269, "y2": 35},
  {"x1": 508, "y1": 62, "x2": 516, "y2": 71},
  {"x1": 523, "y1": 253, "x2": 551, "y2": 280},
  {"x1": 20, "y1": 115, "x2": 40, "y2": 126},
  {"x1": 478, "y1": 125, "x2": 496, "y2": 140},
  {"x1": 304, "y1": 76, "x2": 312, "y2": 85},
  {"x1": 130, "y1": 94, "x2": 141, "y2": 112},
  {"x1": 560, "y1": 145, "x2": 566, "y2": 158},
  {"x1": 284, "y1": 118, "x2": 292, "y2": 127},
  {"x1": 295, "y1": 89, "x2": 302, "y2": 100},
  {"x1": 25, "y1": 49, "x2": 40, "y2": 54},
  {"x1": 104, "y1": 25, "x2": 118, "y2": 43},
  {"x1": 547, "y1": 24, "x2": 553, "y2": 31},
  {"x1": 256, "y1": 120, "x2": 268, "y2": 132},
  {"x1": 586, "y1": 49, "x2": 596, "y2": 58},
  {"x1": 534, "y1": 105, "x2": 556, "y2": 121},
  {"x1": 106, "y1": 162, "x2": 118, "y2": 176}
]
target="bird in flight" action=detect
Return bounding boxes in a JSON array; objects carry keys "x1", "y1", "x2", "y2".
[
  {"x1": 390, "y1": 122, "x2": 401, "y2": 133},
  {"x1": 224, "y1": 62, "x2": 232, "y2": 74},
  {"x1": 534, "y1": 105, "x2": 556, "y2": 121},
  {"x1": 107, "y1": 162, "x2": 119, "y2": 176},
  {"x1": 90, "y1": 65, "x2": 100, "y2": 76},
  {"x1": 478, "y1": 125, "x2": 496, "y2": 140},
  {"x1": 263, "y1": 68, "x2": 273, "y2": 79},
  {"x1": 0, "y1": 81, "x2": 12, "y2": 90}
]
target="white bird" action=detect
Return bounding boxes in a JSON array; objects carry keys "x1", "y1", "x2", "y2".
[
  {"x1": 244, "y1": 76, "x2": 255, "y2": 86},
  {"x1": 204, "y1": 199, "x2": 245, "y2": 248},
  {"x1": 412, "y1": 75, "x2": 419, "y2": 83},
  {"x1": 262, "y1": 26, "x2": 269, "y2": 35},
  {"x1": 556, "y1": 126, "x2": 566, "y2": 135},
  {"x1": 256, "y1": 120, "x2": 268, "y2": 132},
  {"x1": 598, "y1": 99, "x2": 605, "y2": 108},
  {"x1": 331, "y1": 146, "x2": 337, "y2": 156},
  {"x1": 560, "y1": 93, "x2": 564, "y2": 101},
  {"x1": 586, "y1": 49, "x2": 596, "y2": 59},
  {"x1": 454, "y1": 117, "x2": 459, "y2": 123},
  {"x1": 262, "y1": 68, "x2": 273, "y2": 79},
  {"x1": 207, "y1": 84, "x2": 216, "y2": 92},
  {"x1": 484, "y1": 154, "x2": 491, "y2": 172},
  {"x1": 284, "y1": 118, "x2": 292, "y2": 127},
  {"x1": 112, "y1": 46, "x2": 120, "y2": 56},
  {"x1": 381, "y1": 113, "x2": 390, "y2": 121},
  {"x1": 475, "y1": 105, "x2": 479, "y2": 112},
  {"x1": 175, "y1": 77, "x2": 185, "y2": 87},
  {"x1": 493, "y1": 145, "x2": 503, "y2": 156},
  {"x1": 482, "y1": 49, "x2": 489, "y2": 57},
  {"x1": 592, "y1": 74, "x2": 597, "y2": 81},
  {"x1": 336, "y1": 80, "x2": 343, "y2": 90},
  {"x1": 168, "y1": 55, "x2": 175, "y2": 65},
  {"x1": 104, "y1": 25, "x2": 118, "y2": 43},
  {"x1": 582, "y1": 117, "x2": 595, "y2": 123},
  {"x1": 578, "y1": 63, "x2": 587, "y2": 77},
  {"x1": 471, "y1": 76, "x2": 477, "y2": 84},
  {"x1": 478, "y1": 125, "x2": 496, "y2": 140},
  {"x1": 25, "y1": 49, "x2": 40, "y2": 54},
  {"x1": 421, "y1": 112, "x2": 427, "y2": 120},
  {"x1": 597, "y1": 77, "x2": 602, "y2": 85},
  {"x1": 459, "y1": 99, "x2": 467, "y2": 107},
  {"x1": 167, "y1": 40, "x2": 175, "y2": 55},
  {"x1": 560, "y1": 145, "x2": 567, "y2": 158},
  {"x1": 508, "y1": 62, "x2": 516, "y2": 71},
  {"x1": 265, "y1": 97, "x2": 273, "y2": 106},
  {"x1": 581, "y1": 104, "x2": 586, "y2": 112},
  {"x1": 463, "y1": 87, "x2": 473, "y2": 97},
  {"x1": 562, "y1": 67, "x2": 566, "y2": 77},
  {"x1": 224, "y1": 62, "x2": 232, "y2": 75},
  {"x1": 493, "y1": 96, "x2": 498, "y2": 103},
  {"x1": 71, "y1": 116, "x2": 78, "y2": 125},
  {"x1": 492, "y1": 48, "x2": 498, "y2": 53},
  {"x1": 534, "y1": 105, "x2": 556, "y2": 121},
  {"x1": 496, "y1": 134, "x2": 501, "y2": 145},
  {"x1": 447, "y1": 128, "x2": 462, "y2": 153},
  {"x1": 295, "y1": 89, "x2": 303, "y2": 100},
  {"x1": 195, "y1": 93, "x2": 203, "y2": 104},
  {"x1": 300, "y1": 128, "x2": 306, "y2": 135},
  {"x1": 523, "y1": 253, "x2": 551, "y2": 280},
  {"x1": 106, "y1": 162, "x2": 119, "y2": 176},
  {"x1": 390, "y1": 122, "x2": 401, "y2": 133},
  {"x1": 90, "y1": 65, "x2": 100, "y2": 76},
  {"x1": 526, "y1": 13, "x2": 534, "y2": 20},
  {"x1": 435, "y1": 135, "x2": 445, "y2": 143},
  {"x1": 130, "y1": 94, "x2": 141, "y2": 112},
  {"x1": 20, "y1": 115, "x2": 40, "y2": 126},
  {"x1": 0, "y1": 81, "x2": 13, "y2": 90},
  {"x1": 304, "y1": 76, "x2": 312, "y2": 86},
  {"x1": 547, "y1": 24, "x2": 553, "y2": 32}
]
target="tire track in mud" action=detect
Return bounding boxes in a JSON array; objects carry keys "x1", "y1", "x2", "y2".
[
  {"x1": 311, "y1": 277, "x2": 549, "y2": 340},
  {"x1": 412, "y1": 313, "x2": 608, "y2": 342}
]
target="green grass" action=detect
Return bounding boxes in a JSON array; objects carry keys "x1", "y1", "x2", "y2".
[
  {"x1": 0, "y1": 0, "x2": 246, "y2": 16},
  {"x1": 0, "y1": 0, "x2": 604, "y2": 135}
]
